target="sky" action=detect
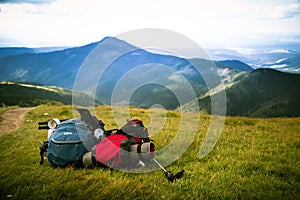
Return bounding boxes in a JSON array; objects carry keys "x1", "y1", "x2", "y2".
[{"x1": 0, "y1": 0, "x2": 300, "y2": 48}]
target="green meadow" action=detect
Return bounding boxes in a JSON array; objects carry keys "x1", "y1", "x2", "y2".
[{"x1": 0, "y1": 105, "x2": 299, "y2": 199}]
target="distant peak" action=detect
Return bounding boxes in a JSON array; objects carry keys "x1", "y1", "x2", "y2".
[
  {"x1": 97, "y1": 36, "x2": 137, "y2": 49},
  {"x1": 98, "y1": 36, "x2": 127, "y2": 44},
  {"x1": 100, "y1": 36, "x2": 117, "y2": 42}
]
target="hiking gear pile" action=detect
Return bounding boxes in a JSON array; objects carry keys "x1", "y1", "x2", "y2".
[{"x1": 39, "y1": 108, "x2": 155, "y2": 169}]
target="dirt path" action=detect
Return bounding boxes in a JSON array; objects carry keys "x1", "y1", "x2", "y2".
[{"x1": 0, "y1": 107, "x2": 34, "y2": 135}]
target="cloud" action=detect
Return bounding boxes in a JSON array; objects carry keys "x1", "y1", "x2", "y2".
[
  {"x1": 0, "y1": 0, "x2": 56, "y2": 4},
  {"x1": 265, "y1": 3, "x2": 300, "y2": 19},
  {"x1": 0, "y1": 0, "x2": 299, "y2": 47}
]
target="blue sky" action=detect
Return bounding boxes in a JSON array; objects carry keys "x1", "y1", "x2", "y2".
[{"x1": 0, "y1": 0, "x2": 300, "y2": 48}]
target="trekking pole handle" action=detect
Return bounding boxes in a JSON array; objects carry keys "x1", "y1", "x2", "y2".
[{"x1": 38, "y1": 126, "x2": 49, "y2": 130}]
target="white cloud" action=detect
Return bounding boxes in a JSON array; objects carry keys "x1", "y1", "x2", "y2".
[
  {"x1": 0, "y1": 0, "x2": 55, "y2": 4},
  {"x1": 0, "y1": 0, "x2": 299, "y2": 47}
]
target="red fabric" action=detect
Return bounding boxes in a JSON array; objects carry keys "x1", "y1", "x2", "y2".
[
  {"x1": 127, "y1": 119, "x2": 144, "y2": 126},
  {"x1": 133, "y1": 137, "x2": 142, "y2": 143},
  {"x1": 95, "y1": 134, "x2": 128, "y2": 167},
  {"x1": 150, "y1": 142, "x2": 155, "y2": 158}
]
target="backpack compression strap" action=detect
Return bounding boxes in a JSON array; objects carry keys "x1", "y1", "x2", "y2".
[{"x1": 136, "y1": 143, "x2": 144, "y2": 162}]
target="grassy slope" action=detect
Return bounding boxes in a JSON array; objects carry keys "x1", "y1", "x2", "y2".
[
  {"x1": 0, "y1": 82, "x2": 72, "y2": 107},
  {"x1": 0, "y1": 82, "x2": 102, "y2": 107},
  {"x1": 0, "y1": 105, "x2": 299, "y2": 199}
]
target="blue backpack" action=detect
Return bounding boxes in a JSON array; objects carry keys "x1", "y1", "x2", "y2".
[{"x1": 46, "y1": 119, "x2": 95, "y2": 168}]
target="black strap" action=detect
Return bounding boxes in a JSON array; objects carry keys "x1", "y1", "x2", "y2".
[
  {"x1": 114, "y1": 130, "x2": 151, "y2": 164},
  {"x1": 137, "y1": 143, "x2": 145, "y2": 162},
  {"x1": 39, "y1": 141, "x2": 48, "y2": 165},
  {"x1": 104, "y1": 129, "x2": 118, "y2": 136},
  {"x1": 137, "y1": 143, "x2": 142, "y2": 153}
]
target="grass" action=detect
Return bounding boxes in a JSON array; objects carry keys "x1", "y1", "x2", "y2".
[{"x1": 0, "y1": 105, "x2": 299, "y2": 199}]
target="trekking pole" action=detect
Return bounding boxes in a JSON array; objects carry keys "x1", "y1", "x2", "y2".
[{"x1": 152, "y1": 158, "x2": 184, "y2": 183}]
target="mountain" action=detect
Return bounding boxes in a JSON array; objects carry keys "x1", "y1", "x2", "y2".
[
  {"x1": 186, "y1": 68, "x2": 300, "y2": 117},
  {"x1": 0, "y1": 37, "x2": 243, "y2": 109},
  {"x1": 0, "y1": 47, "x2": 69, "y2": 58},
  {"x1": 0, "y1": 47, "x2": 35, "y2": 58},
  {"x1": 0, "y1": 41, "x2": 99, "y2": 88},
  {"x1": 219, "y1": 60, "x2": 253, "y2": 71},
  {"x1": 0, "y1": 37, "x2": 299, "y2": 117},
  {"x1": 0, "y1": 37, "x2": 249, "y2": 89},
  {"x1": 206, "y1": 48, "x2": 300, "y2": 74},
  {"x1": 0, "y1": 81, "x2": 101, "y2": 107}
]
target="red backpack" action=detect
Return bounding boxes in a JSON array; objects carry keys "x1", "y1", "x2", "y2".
[{"x1": 95, "y1": 119, "x2": 155, "y2": 168}]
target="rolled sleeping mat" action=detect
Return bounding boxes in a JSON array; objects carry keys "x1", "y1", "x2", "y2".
[
  {"x1": 83, "y1": 152, "x2": 97, "y2": 168},
  {"x1": 130, "y1": 142, "x2": 155, "y2": 162}
]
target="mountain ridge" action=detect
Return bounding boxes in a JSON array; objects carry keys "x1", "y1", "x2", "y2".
[
  {"x1": 0, "y1": 37, "x2": 299, "y2": 117},
  {"x1": 189, "y1": 68, "x2": 300, "y2": 117}
]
